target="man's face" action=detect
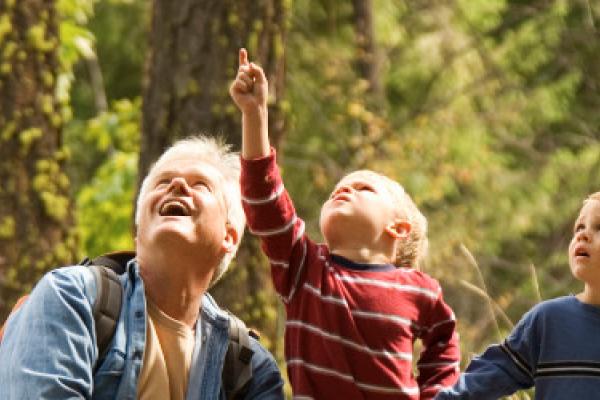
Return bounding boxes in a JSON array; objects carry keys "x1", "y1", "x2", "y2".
[
  {"x1": 136, "y1": 157, "x2": 232, "y2": 259},
  {"x1": 569, "y1": 199, "x2": 600, "y2": 286}
]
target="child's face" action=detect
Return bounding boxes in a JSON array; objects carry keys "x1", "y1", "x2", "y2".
[
  {"x1": 569, "y1": 199, "x2": 600, "y2": 286},
  {"x1": 319, "y1": 171, "x2": 401, "y2": 250}
]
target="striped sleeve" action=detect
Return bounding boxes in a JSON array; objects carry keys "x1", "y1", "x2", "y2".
[
  {"x1": 436, "y1": 307, "x2": 538, "y2": 399},
  {"x1": 417, "y1": 281, "x2": 460, "y2": 399},
  {"x1": 240, "y1": 149, "x2": 309, "y2": 303}
]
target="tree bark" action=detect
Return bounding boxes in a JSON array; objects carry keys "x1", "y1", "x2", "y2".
[
  {"x1": 139, "y1": 0, "x2": 287, "y2": 344},
  {"x1": 0, "y1": 0, "x2": 77, "y2": 319},
  {"x1": 352, "y1": 0, "x2": 380, "y2": 96},
  {"x1": 139, "y1": 0, "x2": 286, "y2": 179}
]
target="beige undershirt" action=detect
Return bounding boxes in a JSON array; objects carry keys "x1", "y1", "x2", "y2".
[{"x1": 137, "y1": 299, "x2": 196, "y2": 400}]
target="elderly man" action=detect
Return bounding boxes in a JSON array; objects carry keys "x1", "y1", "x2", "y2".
[{"x1": 0, "y1": 135, "x2": 284, "y2": 399}]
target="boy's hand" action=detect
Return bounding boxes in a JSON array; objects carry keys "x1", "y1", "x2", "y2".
[{"x1": 230, "y1": 48, "x2": 268, "y2": 114}]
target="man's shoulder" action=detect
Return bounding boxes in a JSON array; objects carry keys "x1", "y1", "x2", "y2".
[
  {"x1": 38, "y1": 265, "x2": 98, "y2": 299},
  {"x1": 248, "y1": 334, "x2": 277, "y2": 364},
  {"x1": 245, "y1": 331, "x2": 284, "y2": 398},
  {"x1": 201, "y1": 294, "x2": 277, "y2": 363}
]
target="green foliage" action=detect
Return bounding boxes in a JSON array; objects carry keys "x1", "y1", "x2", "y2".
[
  {"x1": 43, "y1": 0, "x2": 600, "y2": 394},
  {"x1": 56, "y1": 0, "x2": 95, "y2": 121},
  {"x1": 69, "y1": 98, "x2": 141, "y2": 256},
  {"x1": 70, "y1": 0, "x2": 148, "y2": 118},
  {"x1": 77, "y1": 149, "x2": 137, "y2": 256},
  {"x1": 281, "y1": 0, "x2": 600, "y2": 378}
]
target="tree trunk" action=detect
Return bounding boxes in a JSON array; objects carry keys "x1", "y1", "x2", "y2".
[
  {"x1": 139, "y1": 0, "x2": 287, "y2": 346},
  {"x1": 139, "y1": 0, "x2": 286, "y2": 179},
  {"x1": 0, "y1": 0, "x2": 77, "y2": 319},
  {"x1": 351, "y1": 0, "x2": 380, "y2": 97}
]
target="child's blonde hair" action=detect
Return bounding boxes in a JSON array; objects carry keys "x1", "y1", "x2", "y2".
[{"x1": 350, "y1": 170, "x2": 428, "y2": 269}]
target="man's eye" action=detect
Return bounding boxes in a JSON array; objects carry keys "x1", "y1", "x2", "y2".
[
  {"x1": 156, "y1": 179, "x2": 170, "y2": 188},
  {"x1": 575, "y1": 223, "x2": 585, "y2": 232},
  {"x1": 193, "y1": 181, "x2": 210, "y2": 190}
]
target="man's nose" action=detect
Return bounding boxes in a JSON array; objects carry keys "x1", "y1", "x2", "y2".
[{"x1": 168, "y1": 177, "x2": 190, "y2": 194}]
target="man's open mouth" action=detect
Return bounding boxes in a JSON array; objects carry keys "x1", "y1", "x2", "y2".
[{"x1": 159, "y1": 201, "x2": 191, "y2": 217}]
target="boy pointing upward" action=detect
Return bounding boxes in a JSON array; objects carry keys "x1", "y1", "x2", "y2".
[{"x1": 231, "y1": 49, "x2": 460, "y2": 399}]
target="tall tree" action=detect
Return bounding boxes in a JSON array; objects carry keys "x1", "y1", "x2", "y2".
[
  {"x1": 138, "y1": 0, "x2": 287, "y2": 346},
  {"x1": 0, "y1": 0, "x2": 77, "y2": 319},
  {"x1": 352, "y1": 0, "x2": 380, "y2": 96},
  {"x1": 139, "y1": 0, "x2": 287, "y2": 181}
]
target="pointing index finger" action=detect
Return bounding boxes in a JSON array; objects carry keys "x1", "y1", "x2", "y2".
[{"x1": 239, "y1": 48, "x2": 249, "y2": 67}]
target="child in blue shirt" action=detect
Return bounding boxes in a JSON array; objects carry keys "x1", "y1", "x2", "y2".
[{"x1": 437, "y1": 191, "x2": 600, "y2": 399}]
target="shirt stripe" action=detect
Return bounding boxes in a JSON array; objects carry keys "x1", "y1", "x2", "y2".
[
  {"x1": 288, "y1": 359, "x2": 420, "y2": 396},
  {"x1": 333, "y1": 273, "x2": 439, "y2": 299},
  {"x1": 286, "y1": 320, "x2": 413, "y2": 361},
  {"x1": 241, "y1": 184, "x2": 284, "y2": 205},
  {"x1": 249, "y1": 215, "x2": 297, "y2": 237},
  {"x1": 500, "y1": 341, "x2": 533, "y2": 378},
  {"x1": 241, "y1": 152, "x2": 460, "y2": 398}
]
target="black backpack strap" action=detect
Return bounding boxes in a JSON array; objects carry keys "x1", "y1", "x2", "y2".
[
  {"x1": 90, "y1": 265, "x2": 123, "y2": 363},
  {"x1": 80, "y1": 251, "x2": 134, "y2": 367},
  {"x1": 223, "y1": 313, "x2": 256, "y2": 400},
  {"x1": 90, "y1": 251, "x2": 134, "y2": 275}
]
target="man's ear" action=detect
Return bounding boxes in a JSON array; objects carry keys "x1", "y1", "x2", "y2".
[
  {"x1": 221, "y1": 224, "x2": 240, "y2": 253},
  {"x1": 385, "y1": 219, "x2": 411, "y2": 240}
]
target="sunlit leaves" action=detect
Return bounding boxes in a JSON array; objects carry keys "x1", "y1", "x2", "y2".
[
  {"x1": 71, "y1": 98, "x2": 141, "y2": 256},
  {"x1": 77, "y1": 150, "x2": 137, "y2": 256}
]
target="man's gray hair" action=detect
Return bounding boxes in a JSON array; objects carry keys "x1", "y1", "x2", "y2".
[{"x1": 136, "y1": 135, "x2": 245, "y2": 285}]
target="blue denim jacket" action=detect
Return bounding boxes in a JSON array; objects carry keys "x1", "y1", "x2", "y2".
[{"x1": 0, "y1": 261, "x2": 284, "y2": 399}]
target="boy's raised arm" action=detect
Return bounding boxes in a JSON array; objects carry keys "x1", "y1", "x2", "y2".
[{"x1": 229, "y1": 48, "x2": 270, "y2": 160}]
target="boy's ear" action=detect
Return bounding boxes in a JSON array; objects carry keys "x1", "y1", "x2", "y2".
[
  {"x1": 385, "y1": 219, "x2": 411, "y2": 240},
  {"x1": 221, "y1": 223, "x2": 240, "y2": 254}
]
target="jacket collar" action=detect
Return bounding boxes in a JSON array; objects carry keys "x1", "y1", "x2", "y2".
[{"x1": 128, "y1": 259, "x2": 229, "y2": 329}]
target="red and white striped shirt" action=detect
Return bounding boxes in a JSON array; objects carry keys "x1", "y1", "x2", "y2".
[{"x1": 241, "y1": 150, "x2": 460, "y2": 399}]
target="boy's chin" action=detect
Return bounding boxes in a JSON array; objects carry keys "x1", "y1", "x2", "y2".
[{"x1": 571, "y1": 262, "x2": 600, "y2": 284}]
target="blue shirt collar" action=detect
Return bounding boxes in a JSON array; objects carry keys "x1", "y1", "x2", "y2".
[{"x1": 330, "y1": 253, "x2": 396, "y2": 272}]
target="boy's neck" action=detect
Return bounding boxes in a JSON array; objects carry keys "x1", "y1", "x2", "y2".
[
  {"x1": 328, "y1": 246, "x2": 394, "y2": 266},
  {"x1": 577, "y1": 285, "x2": 600, "y2": 306}
]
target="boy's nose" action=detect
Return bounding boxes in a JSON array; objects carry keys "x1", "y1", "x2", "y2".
[{"x1": 576, "y1": 229, "x2": 590, "y2": 242}]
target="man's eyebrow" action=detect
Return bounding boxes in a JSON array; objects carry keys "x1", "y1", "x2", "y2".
[{"x1": 155, "y1": 169, "x2": 219, "y2": 186}]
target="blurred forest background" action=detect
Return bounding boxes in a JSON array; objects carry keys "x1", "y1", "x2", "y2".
[{"x1": 1, "y1": 0, "x2": 599, "y2": 396}]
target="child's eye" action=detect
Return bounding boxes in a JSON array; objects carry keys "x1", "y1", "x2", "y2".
[{"x1": 575, "y1": 223, "x2": 585, "y2": 233}]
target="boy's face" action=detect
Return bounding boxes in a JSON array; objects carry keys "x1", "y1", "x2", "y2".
[
  {"x1": 136, "y1": 157, "x2": 233, "y2": 263},
  {"x1": 569, "y1": 199, "x2": 600, "y2": 286},
  {"x1": 319, "y1": 172, "x2": 401, "y2": 250}
]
